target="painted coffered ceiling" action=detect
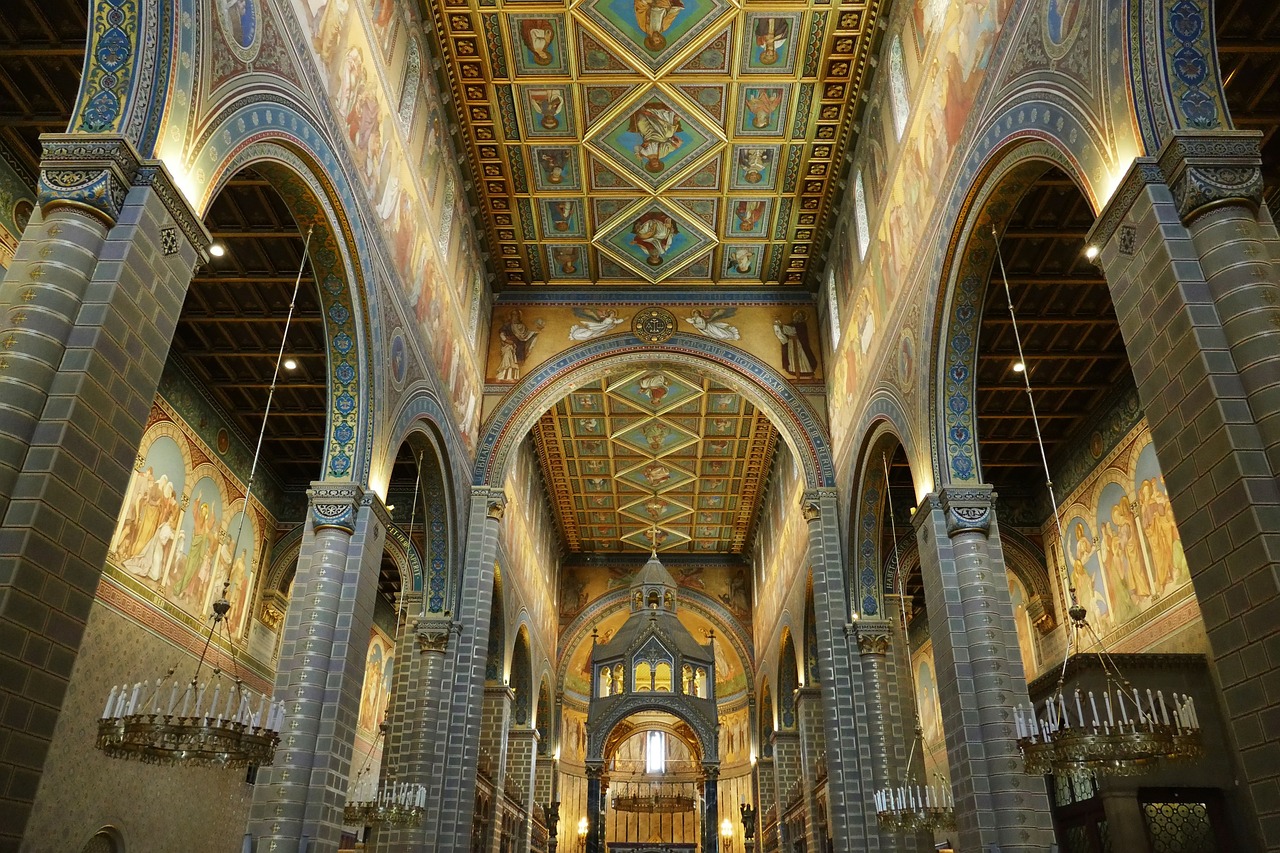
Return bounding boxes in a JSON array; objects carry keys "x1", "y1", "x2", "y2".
[
  {"x1": 423, "y1": 0, "x2": 885, "y2": 286},
  {"x1": 532, "y1": 367, "x2": 778, "y2": 553}
]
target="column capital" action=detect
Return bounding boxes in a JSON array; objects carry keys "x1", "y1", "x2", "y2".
[
  {"x1": 799, "y1": 488, "x2": 837, "y2": 522},
  {"x1": 1087, "y1": 157, "x2": 1164, "y2": 251},
  {"x1": 485, "y1": 682, "x2": 517, "y2": 703},
  {"x1": 415, "y1": 614, "x2": 460, "y2": 653},
  {"x1": 308, "y1": 481, "x2": 364, "y2": 533},
  {"x1": 702, "y1": 763, "x2": 721, "y2": 781},
  {"x1": 484, "y1": 487, "x2": 508, "y2": 521},
  {"x1": 853, "y1": 620, "x2": 893, "y2": 656},
  {"x1": 1156, "y1": 129, "x2": 1264, "y2": 224},
  {"x1": 37, "y1": 133, "x2": 212, "y2": 258},
  {"x1": 585, "y1": 761, "x2": 605, "y2": 779},
  {"x1": 260, "y1": 589, "x2": 289, "y2": 631},
  {"x1": 938, "y1": 485, "x2": 995, "y2": 537}
]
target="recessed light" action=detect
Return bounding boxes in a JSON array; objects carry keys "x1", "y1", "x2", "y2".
[
  {"x1": 1084, "y1": 245, "x2": 1099, "y2": 260},
  {"x1": 209, "y1": 243, "x2": 225, "y2": 257},
  {"x1": 1013, "y1": 361, "x2": 1025, "y2": 373},
  {"x1": 283, "y1": 358, "x2": 297, "y2": 370}
]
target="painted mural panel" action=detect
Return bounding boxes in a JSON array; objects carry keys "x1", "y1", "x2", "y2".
[
  {"x1": 500, "y1": 441, "x2": 560, "y2": 646},
  {"x1": 483, "y1": 302, "x2": 823, "y2": 386},
  {"x1": 1045, "y1": 423, "x2": 1198, "y2": 649},
  {"x1": 750, "y1": 447, "x2": 807, "y2": 649},
  {"x1": 0, "y1": 154, "x2": 34, "y2": 271},
  {"x1": 911, "y1": 640, "x2": 950, "y2": 787},
  {"x1": 1007, "y1": 573, "x2": 1037, "y2": 678},
  {"x1": 292, "y1": 0, "x2": 488, "y2": 446},
  {"x1": 357, "y1": 626, "x2": 395, "y2": 735},
  {"x1": 106, "y1": 405, "x2": 272, "y2": 643}
]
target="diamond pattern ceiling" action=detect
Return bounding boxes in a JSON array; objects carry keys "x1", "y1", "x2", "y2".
[
  {"x1": 427, "y1": 0, "x2": 884, "y2": 286},
  {"x1": 532, "y1": 368, "x2": 778, "y2": 553}
]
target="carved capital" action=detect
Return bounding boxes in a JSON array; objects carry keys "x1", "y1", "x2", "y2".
[
  {"x1": 585, "y1": 762, "x2": 605, "y2": 779},
  {"x1": 854, "y1": 620, "x2": 893, "y2": 656},
  {"x1": 1158, "y1": 130, "x2": 1264, "y2": 224},
  {"x1": 416, "y1": 615, "x2": 460, "y2": 653},
  {"x1": 133, "y1": 163, "x2": 212, "y2": 259},
  {"x1": 939, "y1": 486, "x2": 995, "y2": 537},
  {"x1": 259, "y1": 590, "x2": 289, "y2": 631},
  {"x1": 702, "y1": 763, "x2": 721, "y2": 782},
  {"x1": 486, "y1": 491, "x2": 508, "y2": 521},
  {"x1": 1026, "y1": 594, "x2": 1056, "y2": 635},
  {"x1": 1087, "y1": 159, "x2": 1164, "y2": 252},
  {"x1": 799, "y1": 488, "x2": 835, "y2": 523},
  {"x1": 308, "y1": 482, "x2": 363, "y2": 533},
  {"x1": 37, "y1": 133, "x2": 141, "y2": 227}
]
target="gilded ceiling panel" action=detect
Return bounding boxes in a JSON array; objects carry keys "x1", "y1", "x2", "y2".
[{"x1": 426, "y1": 0, "x2": 883, "y2": 286}]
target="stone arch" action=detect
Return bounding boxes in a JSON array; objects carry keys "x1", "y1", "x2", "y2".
[
  {"x1": 803, "y1": 578, "x2": 819, "y2": 685},
  {"x1": 472, "y1": 333, "x2": 835, "y2": 491},
  {"x1": 849, "y1": 413, "x2": 924, "y2": 617},
  {"x1": 536, "y1": 676, "x2": 554, "y2": 750},
  {"x1": 71, "y1": 0, "x2": 172, "y2": 150},
  {"x1": 586, "y1": 695, "x2": 719, "y2": 764},
  {"x1": 758, "y1": 679, "x2": 774, "y2": 756},
  {"x1": 383, "y1": 412, "x2": 458, "y2": 614},
  {"x1": 930, "y1": 138, "x2": 1092, "y2": 487},
  {"x1": 777, "y1": 629, "x2": 799, "y2": 729},
  {"x1": 511, "y1": 626, "x2": 534, "y2": 727},
  {"x1": 189, "y1": 112, "x2": 379, "y2": 485}
]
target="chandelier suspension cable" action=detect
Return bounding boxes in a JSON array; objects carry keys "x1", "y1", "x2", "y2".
[
  {"x1": 96, "y1": 226, "x2": 316, "y2": 769},
  {"x1": 992, "y1": 226, "x2": 1202, "y2": 776},
  {"x1": 881, "y1": 452, "x2": 921, "y2": 782}
]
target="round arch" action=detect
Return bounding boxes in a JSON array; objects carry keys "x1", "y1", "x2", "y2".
[
  {"x1": 473, "y1": 333, "x2": 835, "y2": 490},
  {"x1": 191, "y1": 112, "x2": 379, "y2": 486},
  {"x1": 382, "y1": 414, "x2": 457, "y2": 614},
  {"x1": 931, "y1": 137, "x2": 1093, "y2": 487},
  {"x1": 777, "y1": 629, "x2": 799, "y2": 729},
  {"x1": 586, "y1": 694, "x2": 719, "y2": 765},
  {"x1": 511, "y1": 626, "x2": 534, "y2": 727}
]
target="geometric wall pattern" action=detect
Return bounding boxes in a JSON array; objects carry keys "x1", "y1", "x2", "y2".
[
  {"x1": 426, "y1": 0, "x2": 885, "y2": 285},
  {"x1": 532, "y1": 368, "x2": 777, "y2": 552}
]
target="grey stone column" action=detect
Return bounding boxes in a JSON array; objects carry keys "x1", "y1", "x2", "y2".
[
  {"x1": 1087, "y1": 155, "x2": 1280, "y2": 851},
  {"x1": 852, "y1": 622, "x2": 900, "y2": 851},
  {"x1": 378, "y1": 592, "x2": 435, "y2": 852},
  {"x1": 430, "y1": 487, "x2": 507, "y2": 850},
  {"x1": 800, "y1": 488, "x2": 878, "y2": 852},
  {"x1": 0, "y1": 133, "x2": 208, "y2": 849},
  {"x1": 794, "y1": 687, "x2": 828, "y2": 853},
  {"x1": 585, "y1": 762, "x2": 604, "y2": 853},
  {"x1": 702, "y1": 764, "x2": 720, "y2": 853},
  {"x1": 879, "y1": 598, "x2": 931, "y2": 853},
  {"x1": 911, "y1": 487, "x2": 1054, "y2": 852},
  {"x1": 755, "y1": 755, "x2": 776, "y2": 842},
  {"x1": 1155, "y1": 131, "x2": 1280, "y2": 474},
  {"x1": 506, "y1": 727, "x2": 539, "y2": 852},
  {"x1": 248, "y1": 485, "x2": 386, "y2": 853},
  {"x1": 770, "y1": 729, "x2": 801, "y2": 851},
  {"x1": 483, "y1": 685, "x2": 516, "y2": 853}
]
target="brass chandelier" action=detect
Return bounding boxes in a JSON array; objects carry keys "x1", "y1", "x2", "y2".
[
  {"x1": 95, "y1": 228, "x2": 317, "y2": 768},
  {"x1": 873, "y1": 453, "x2": 956, "y2": 835},
  {"x1": 991, "y1": 227, "x2": 1203, "y2": 777}
]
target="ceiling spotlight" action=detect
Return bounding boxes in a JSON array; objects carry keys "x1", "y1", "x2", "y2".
[
  {"x1": 1083, "y1": 244, "x2": 1099, "y2": 260},
  {"x1": 1012, "y1": 361, "x2": 1025, "y2": 373},
  {"x1": 209, "y1": 243, "x2": 226, "y2": 257},
  {"x1": 283, "y1": 358, "x2": 297, "y2": 371}
]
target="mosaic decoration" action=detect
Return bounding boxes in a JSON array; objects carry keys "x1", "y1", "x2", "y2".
[
  {"x1": 429, "y1": 0, "x2": 886, "y2": 285},
  {"x1": 531, "y1": 367, "x2": 777, "y2": 553}
]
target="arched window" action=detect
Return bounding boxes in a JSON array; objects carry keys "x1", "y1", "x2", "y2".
[
  {"x1": 634, "y1": 661, "x2": 652, "y2": 692},
  {"x1": 397, "y1": 39, "x2": 423, "y2": 134},
  {"x1": 694, "y1": 667, "x2": 707, "y2": 699},
  {"x1": 655, "y1": 661, "x2": 672, "y2": 692},
  {"x1": 854, "y1": 172, "x2": 870, "y2": 260},
  {"x1": 646, "y1": 730, "x2": 666, "y2": 774},
  {"x1": 889, "y1": 36, "x2": 909, "y2": 140},
  {"x1": 826, "y1": 270, "x2": 841, "y2": 347},
  {"x1": 614, "y1": 663, "x2": 625, "y2": 695},
  {"x1": 682, "y1": 664, "x2": 693, "y2": 694},
  {"x1": 598, "y1": 666, "x2": 612, "y2": 697}
]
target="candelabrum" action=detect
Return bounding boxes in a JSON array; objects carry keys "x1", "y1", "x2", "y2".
[
  {"x1": 1016, "y1": 680, "x2": 1202, "y2": 776},
  {"x1": 96, "y1": 595, "x2": 283, "y2": 768},
  {"x1": 343, "y1": 781, "x2": 428, "y2": 828},
  {"x1": 874, "y1": 781, "x2": 957, "y2": 834}
]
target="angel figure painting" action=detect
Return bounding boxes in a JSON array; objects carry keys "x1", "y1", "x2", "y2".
[
  {"x1": 568, "y1": 307, "x2": 627, "y2": 341},
  {"x1": 685, "y1": 308, "x2": 741, "y2": 341}
]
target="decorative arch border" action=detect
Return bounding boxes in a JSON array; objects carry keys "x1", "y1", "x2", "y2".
[
  {"x1": 473, "y1": 333, "x2": 835, "y2": 490},
  {"x1": 930, "y1": 137, "x2": 1083, "y2": 487},
  {"x1": 385, "y1": 406, "x2": 459, "y2": 613},
  {"x1": 73, "y1": 0, "x2": 173, "y2": 151},
  {"x1": 189, "y1": 101, "x2": 381, "y2": 485},
  {"x1": 848, "y1": 408, "x2": 919, "y2": 618},
  {"x1": 511, "y1": 624, "x2": 534, "y2": 727},
  {"x1": 383, "y1": 521, "x2": 425, "y2": 595},
  {"x1": 776, "y1": 628, "x2": 799, "y2": 729},
  {"x1": 586, "y1": 693, "x2": 719, "y2": 765},
  {"x1": 555, "y1": 588, "x2": 754, "y2": 705}
]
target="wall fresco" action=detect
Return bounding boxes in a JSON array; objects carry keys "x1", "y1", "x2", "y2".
[
  {"x1": 1044, "y1": 423, "x2": 1199, "y2": 650},
  {"x1": 500, "y1": 440, "x2": 561, "y2": 649},
  {"x1": 750, "y1": 447, "x2": 807, "y2": 650}
]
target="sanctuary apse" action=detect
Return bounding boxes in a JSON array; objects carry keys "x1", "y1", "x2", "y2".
[{"x1": 1, "y1": 0, "x2": 1279, "y2": 852}]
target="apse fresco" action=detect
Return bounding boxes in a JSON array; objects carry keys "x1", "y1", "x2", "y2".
[
  {"x1": 297, "y1": 0, "x2": 489, "y2": 446},
  {"x1": 106, "y1": 406, "x2": 272, "y2": 642},
  {"x1": 827, "y1": 0, "x2": 1016, "y2": 474},
  {"x1": 1045, "y1": 427, "x2": 1196, "y2": 648}
]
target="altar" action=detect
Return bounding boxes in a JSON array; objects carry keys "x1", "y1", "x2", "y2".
[{"x1": 607, "y1": 844, "x2": 698, "y2": 853}]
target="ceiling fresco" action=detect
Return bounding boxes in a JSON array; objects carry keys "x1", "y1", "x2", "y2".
[
  {"x1": 532, "y1": 367, "x2": 778, "y2": 553},
  {"x1": 425, "y1": 0, "x2": 885, "y2": 286}
]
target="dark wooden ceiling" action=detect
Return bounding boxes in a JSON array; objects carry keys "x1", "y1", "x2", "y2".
[
  {"x1": 975, "y1": 169, "x2": 1130, "y2": 500},
  {"x1": 1217, "y1": 0, "x2": 1280, "y2": 211},
  {"x1": 0, "y1": 0, "x2": 86, "y2": 184},
  {"x1": 175, "y1": 171, "x2": 330, "y2": 491}
]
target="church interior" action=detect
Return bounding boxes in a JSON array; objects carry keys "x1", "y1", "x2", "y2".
[{"x1": 0, "y1": 0, "x2": 1279, "y2": 852}]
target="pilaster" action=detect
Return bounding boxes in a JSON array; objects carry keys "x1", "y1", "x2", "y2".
[
  {"x1": 1087, "y1": 155, "x2": 1280, "y2": 851},
  {"x1": 794, "y1": 687, "x2": 829, "y2": 853},
  {"x1": 506, "y1": 727, "x2": 539, "y2": 853},
  {"x1": 0, "y1": 132, "x2": 208, "y2": 848},
  {"x1": 248, "y1": 485, "x2": 386, "y2": 853},
  {"x1": 912, "y1": 488, "x2": 1054, "y2": 852}
]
